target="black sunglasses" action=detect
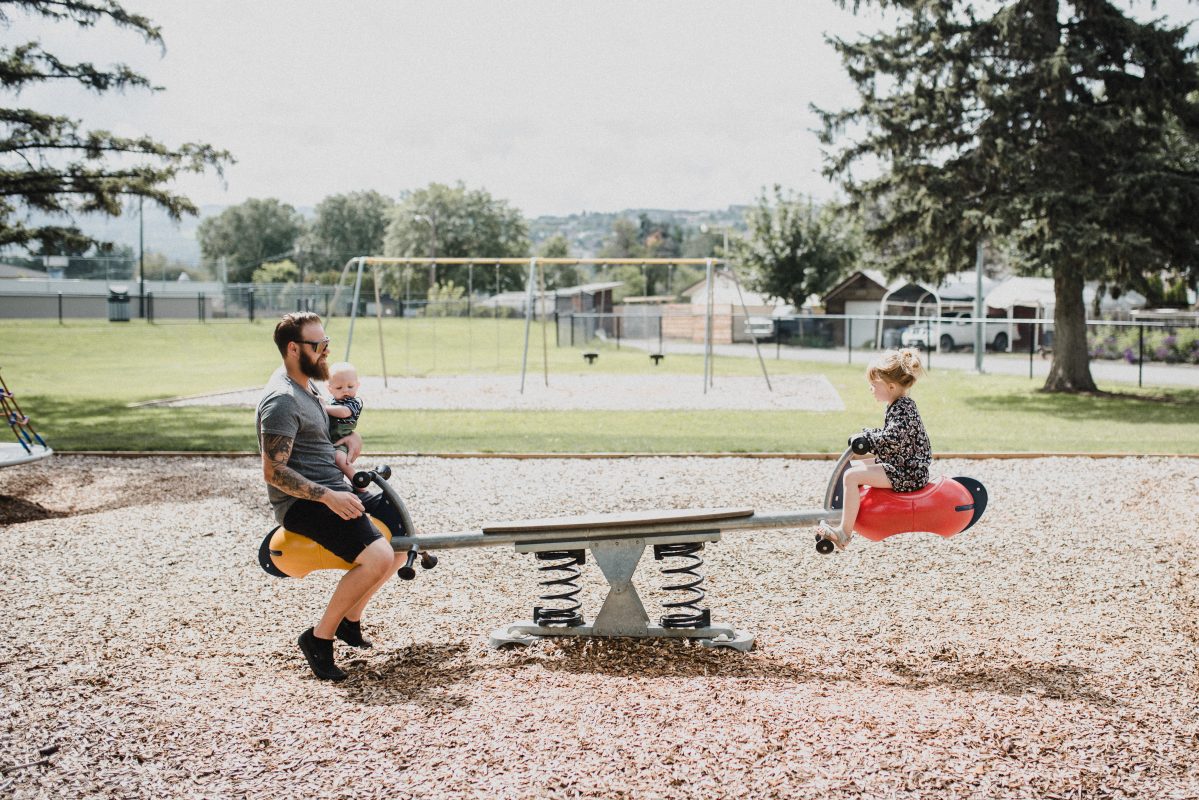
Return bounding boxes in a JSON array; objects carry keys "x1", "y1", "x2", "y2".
[{"x1": 298, "y1": 337, "x2": 330, "y2": 352}]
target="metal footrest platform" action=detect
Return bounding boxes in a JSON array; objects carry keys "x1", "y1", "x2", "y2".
[
  {"x1": 486, "y1": 530, "x2": 754, "y2": 651},
  {"x1": 489, "y1": 622, "x2": 755, "y2": 652}
]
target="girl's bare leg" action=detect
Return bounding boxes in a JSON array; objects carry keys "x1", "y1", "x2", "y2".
[{"x1": 835, "y1": 463, "x2": 893, "y2": 538}]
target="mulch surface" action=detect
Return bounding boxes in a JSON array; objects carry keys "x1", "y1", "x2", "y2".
[{"x1": 2, "y1": 455, "x2": 1197, "y2": 799}]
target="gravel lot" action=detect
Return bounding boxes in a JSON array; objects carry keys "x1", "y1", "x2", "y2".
[
  {"x1": 159, "y1": 374, "x2": 845, "y2": 412},
  {"x1": 2, "y1": 455, "x2": 1197, "y2": 799}
]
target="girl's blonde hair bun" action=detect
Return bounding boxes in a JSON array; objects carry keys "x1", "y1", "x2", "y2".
[{"x1": 867, "y1": 347, "x2": 925, "y2": 387}]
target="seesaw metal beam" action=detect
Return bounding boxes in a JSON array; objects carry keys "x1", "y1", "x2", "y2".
[
  {"x1": 369, "y1": 449, "x2": 855, "y2": 651},
  {"x1": 387, "y1": 508, "x2": 838, "y2": 552}
]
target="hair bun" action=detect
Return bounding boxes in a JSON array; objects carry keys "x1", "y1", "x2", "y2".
[{"x1": 899, "y1": 348, "x2": 925, "y2": 378}]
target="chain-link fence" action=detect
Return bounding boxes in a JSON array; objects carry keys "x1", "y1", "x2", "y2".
[{"x1": 559, "y1": 309, "x2": 1198, "y2": 385}]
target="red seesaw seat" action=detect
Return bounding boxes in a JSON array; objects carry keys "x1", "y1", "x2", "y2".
[{"x1": 852, "y1": 476, "x2": 986, "y2": 542}]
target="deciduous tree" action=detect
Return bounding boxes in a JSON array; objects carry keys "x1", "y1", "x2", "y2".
[
  {"x1": 297, "y1": 190, "x2": 394, "y2": 275},
  {"x1": 381, "y1": 181, "x2": 529, "y2": 294},
  {"x1": 196, "y1": 198, "x2": 304, "y2": 283},
  {"x1": 734, "y1": 185, "x2": 856, "y2": 310}
]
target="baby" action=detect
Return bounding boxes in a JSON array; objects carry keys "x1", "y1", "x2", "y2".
[{"x1": 324, "y1": 361, "x2": 364, "y2": 484}]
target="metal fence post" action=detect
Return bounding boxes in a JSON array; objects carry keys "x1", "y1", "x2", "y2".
[
  {"x1": 248, "y1": 288, "x2": 255, "y2": 324},
  {"x1": 1029, "y1": 322, "x2": 1035, "y2": 379},
  {"x1": 147, "y1": 292, "x2": 154, "y2": 324},
  {"x1": 1138, "y1": 325, "x2": 1144, "y2": 388},
  {"x1": 847, "y1": 318, "x2": 853, "y2": 364},
  {"x1": 57, "y1": 292, "x2": 63, "y2": 325}
]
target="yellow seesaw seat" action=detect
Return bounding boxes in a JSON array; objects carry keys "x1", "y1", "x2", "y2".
[{"x1": 260, "y1": 517, "x2": 392, "y2": 578}]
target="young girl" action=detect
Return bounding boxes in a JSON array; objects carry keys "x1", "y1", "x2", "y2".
[{"x1": 819, "y1": 348, "x2": 932, "y2": 550}]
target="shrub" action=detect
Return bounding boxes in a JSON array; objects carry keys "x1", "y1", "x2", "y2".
[{"x1": 1087, "y1": 325, "x2": 1199, "y2": 364}]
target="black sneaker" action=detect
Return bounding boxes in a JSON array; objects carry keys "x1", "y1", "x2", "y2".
[
  {"x1": 336, "y1": 618, "x2": 373, "y2": 649},
  {"x1": 298, "y1": 627, "x2": 347, "y2": 681}
]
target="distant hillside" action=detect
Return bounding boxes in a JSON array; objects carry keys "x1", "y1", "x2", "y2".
[
  {"x1": 12, "y1": 204, "x2": 751, "y2": 267},
  {"x1": 15, "y1": 204, "x2": 315, "y2": 268},
  {"x1": 528, "y1": 206, "x2": 751, "y2": 257}
]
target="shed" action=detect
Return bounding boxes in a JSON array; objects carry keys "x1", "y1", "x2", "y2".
[
  {"x1": 476, "y1": 281, "x2": 622, "y2": 319},
  {"x1": 821, "y1": 270, "x2": 888, "y2": 347},
  {"x1": 675, "y1": 269, "x2": 789, "y2": 344},
  {"x1": 680, "y1": 269, "x2": 785, "y2": 311}
]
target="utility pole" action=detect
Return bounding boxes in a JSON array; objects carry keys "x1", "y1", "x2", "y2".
[
  {"x1": 974, "y1": 239, "x2": 985, "y2": 373},
  {"x1": 138, "y1": 196, "x2": 145, "y2": 319}
]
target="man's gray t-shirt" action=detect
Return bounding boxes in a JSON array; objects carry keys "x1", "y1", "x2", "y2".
[{"x1": 256, "y1": 367, "x2": 347, "y2": 523}]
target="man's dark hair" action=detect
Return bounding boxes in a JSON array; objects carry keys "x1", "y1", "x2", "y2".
[{"x1": 274, "y1": 312, "x2": 323, "y2": 357}]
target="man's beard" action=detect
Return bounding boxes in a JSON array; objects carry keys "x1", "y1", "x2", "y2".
[{"x1": 299, "y1": 349, "x2": 329, "y2": 381}]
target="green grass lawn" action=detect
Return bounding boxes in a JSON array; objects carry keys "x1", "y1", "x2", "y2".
[{"x1": 2, "y1": 318, "x2": 1196, "y2": 454}]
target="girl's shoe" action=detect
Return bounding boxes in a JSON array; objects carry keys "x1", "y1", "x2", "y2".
[{"x1": 817, "y1": 520, "x2": 851, "y2": 551}]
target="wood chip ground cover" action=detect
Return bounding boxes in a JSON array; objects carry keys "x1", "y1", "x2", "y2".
[{"x1": 1, "y1": 456, "x2": 1197, "y2": 799}]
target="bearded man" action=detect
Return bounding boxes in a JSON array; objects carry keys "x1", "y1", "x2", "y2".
[{"x1": 256, "y1": 312, "x2": 407, "y2": 681}]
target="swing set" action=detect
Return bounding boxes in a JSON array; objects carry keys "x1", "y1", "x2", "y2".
[
  {"x1": 0, "y1": 368, "x2": 52, "y2": 468},
  {"x1": 327, "y1": 256, "x2": 775, "y2": 394}
]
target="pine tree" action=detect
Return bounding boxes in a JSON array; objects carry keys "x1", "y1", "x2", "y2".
[
  {"x1": 0, "y1": 1, "x2": 231, "y2": 254},
  {"x1": 819, "y1": 0, "x2": 1199, "y2": 392}
]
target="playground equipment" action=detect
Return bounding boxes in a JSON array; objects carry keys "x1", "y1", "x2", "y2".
[
  {"x1": 257, "y1": 446, "x2": 988, "y2": 652},
  {"x1": 258, "y1": 465, "x2": 437, "y2": 579},
  {"x1": 814, "y1": 435, "x2": 987, "y2": 553},
  {"x1": 0, "y1": 368, "x2": 52, "y2": 468},
  {"x1": 330, "y1": 256, "x2": 774, "y2": 396}
]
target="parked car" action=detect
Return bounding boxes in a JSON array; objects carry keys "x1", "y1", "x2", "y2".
[
  {"x1": 900, "y1": 311, "x2": 1010, "y2": 352},
  {"x1": 743, "y1": 316, "x2": 775, "y2": 340}
]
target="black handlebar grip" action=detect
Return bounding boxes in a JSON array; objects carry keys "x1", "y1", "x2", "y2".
[
  {"x1": 397, "y1": 549, "x2": 418, "y2": 580},
  {"x1": 849, "y1": 434, "x2": 871, "y2": 455},
  {"x1": 351, "y1": 471, "x2": 373, "y2": 489},
  {"x1": 375, "y1": 464, "x2": 392, "y2": 480}
]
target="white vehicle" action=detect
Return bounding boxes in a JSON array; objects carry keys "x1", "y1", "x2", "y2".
[
  {"x1": 900, "y1": 310, "x2": 1010, "y2": 352},
  {"x1": 743, "y1": 316, "x2": 775, "y2": 340}
]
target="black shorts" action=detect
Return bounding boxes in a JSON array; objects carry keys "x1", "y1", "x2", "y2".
[{"x1": 282, "y1": 491, "x2": 408, "y2": 564}]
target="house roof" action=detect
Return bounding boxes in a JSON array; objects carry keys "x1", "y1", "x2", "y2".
[
  {"x1": 984, "y1": 277, "x2": 1056, "y2": 309},
  {"x1": 985, "y1": 276, "x2": 1147, "y2": 312},
  {"x1": 680, "y1": 269, "x2": 786, "y2": 307},
  {"x1": 822, "y1": 269, "x2": 888, "y2": 301},
  {"x1": 552, "y1": 281, "x2": 623, "y2": 297},
  {"x1": 475, "y1": 281, "x2": 623, "y2": 307}
]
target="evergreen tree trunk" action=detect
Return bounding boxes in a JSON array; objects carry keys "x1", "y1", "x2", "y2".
[{"x1": 1044, "y1": 267, "x2": 1098, "y2": 393}]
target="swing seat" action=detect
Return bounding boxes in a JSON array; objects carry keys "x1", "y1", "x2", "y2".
[
  {"x1": 852, "y1": 476, "x2": 987, "y2": 542},
  {"x1": 0, "y1": 441, "x2": 53, "y2": 468},
  {"x1": 258, "y1": 516, "x2": 393, "y2": 578}
]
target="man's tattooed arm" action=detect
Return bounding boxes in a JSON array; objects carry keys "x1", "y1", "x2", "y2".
[{"x1": 261, "y1": 433, "x2": 328, "y2": 501}]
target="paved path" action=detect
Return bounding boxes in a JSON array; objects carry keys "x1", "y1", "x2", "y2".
[{"x1": 620, "y1": 338, "x2": 1199, "y2": 388}]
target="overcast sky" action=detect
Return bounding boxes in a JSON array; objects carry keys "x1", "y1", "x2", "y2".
[{"x1": 8, "y1": 1, "x2": 1198, "y2": 217}]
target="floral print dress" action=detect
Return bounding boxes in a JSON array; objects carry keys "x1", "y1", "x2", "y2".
[{"x1": 860, "y1": 395, "x2": 932, "y2": 492}]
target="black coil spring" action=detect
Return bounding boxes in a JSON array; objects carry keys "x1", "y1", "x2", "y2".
[
  {"x1": 532, "y1": 550, "x2": 585, "y2": 627},
  {"x1": 653, "y1": 542, "x2": 711, "y2": 629}
]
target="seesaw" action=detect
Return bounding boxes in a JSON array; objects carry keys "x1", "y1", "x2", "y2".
[
  {"x1": 258, "y1": 465, "x2": 437, "y2": 579},
  {"x1": 258, "y1": 446, "x2": 987, "y2": 651}
]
